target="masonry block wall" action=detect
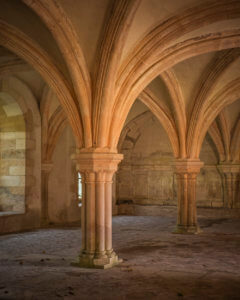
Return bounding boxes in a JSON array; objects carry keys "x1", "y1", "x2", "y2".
[
  {"x1": 117, "y1": 110, "x2": 223, "y2": 214},
  {"x1": 0, "y1": 95, "x2": 26, "y2": 214},
  {"x1": 48, "y1": 125, "x2": 81, "y2": 224},
  {"x1": 0, "y1": 131, "x2": 26, "y2": 212},
  {"x1": 198, "y1": 135, "x2": 223, "y2": 208}
]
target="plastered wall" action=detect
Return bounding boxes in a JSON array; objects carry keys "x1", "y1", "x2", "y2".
[{"x1": 117, "y1": 111, "x2": 223, "y2": 215}]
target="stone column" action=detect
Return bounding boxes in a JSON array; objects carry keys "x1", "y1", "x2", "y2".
[
  {"x1": 41, "y1": 162, "x2": 53, "y2": 226},
  {"x1": 217, "y1": 163, "x2": 240, "y2": 208},
  {"x1": 173, "y1": 159, "x2": 204, "y2": 234},
  {"x1": 72, "y1": 151, "x2": 123, "y2": 269}
]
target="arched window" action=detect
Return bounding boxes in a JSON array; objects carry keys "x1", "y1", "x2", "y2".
[
  {"x1": 0, "y1": 92, "x2": 26, "y2": 214},
  {"x1": 77, "y1": 172, "x2": 82, "y2": 207}
]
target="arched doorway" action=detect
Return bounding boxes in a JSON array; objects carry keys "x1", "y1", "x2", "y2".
[
  {"x1": 0, "y1": 76, "x2": 41, "y2": 233},
  {"x1": 0, "y1": 91, "x2": 26, "y2": 214}
]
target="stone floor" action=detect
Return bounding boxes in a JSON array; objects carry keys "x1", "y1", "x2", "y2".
[{"x1": 0, "y1": 208, "x2": 240, "y2": 299}]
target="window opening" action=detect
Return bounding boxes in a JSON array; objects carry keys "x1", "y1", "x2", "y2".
[
  {"x1": 0, "y1": 92, "x2": 26, "y2": 215},
  {"x1": 77, "y1": 172, "x2": 82, "y2": 207}
]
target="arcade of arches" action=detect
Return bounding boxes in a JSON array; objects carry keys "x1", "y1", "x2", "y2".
[{"x1": 0, "y1": 0, "x2": 240, "y2": 298}]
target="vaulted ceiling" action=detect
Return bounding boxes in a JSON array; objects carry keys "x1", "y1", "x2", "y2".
[{"x1": 0, "y1": 0, "x2": 239, "y2": 161}]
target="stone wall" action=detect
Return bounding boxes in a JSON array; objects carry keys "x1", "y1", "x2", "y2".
[
  {"x1": 198, "y1": 134, "x2": 223, "y2": 208},
  {"x1": 117, "y1": 111, "x2": 223, "y2": 215},
  {"x1": 0, "y1": 77, "x2": 41, "y2": 234},
  {"x1": 0, "y1": 131, "x2": 26, "y2": 212},
  {"x1": 48, "y1": 125, "x2": 81, "y2": 224},
  {"x1": 0, "y1": 90, "x2": 26, "y2": 213}
]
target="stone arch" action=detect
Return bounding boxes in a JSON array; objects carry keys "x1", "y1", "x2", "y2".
[
  {"x1": 187, "y1": 49, "x2": 240, "y2": 158},
  {"x1": 208, "y1": 121, "x2": 225, "y2": 162},
  {"x1": 40, "y1": 87, "x2": 69, "y2": 162},
  {"x1": 231, "y1": 116, "x2": 240, "y2": 161},
  {"x1": 91, "y1": 0, "x2": 141, "y2": 147},
  {"x1": 115, "y1": 0, "x2": 240, "y2": 101},
  {"x1": 0, "y1": 76, "x2": 41, "y2": 233},
  {"x1": 160, "y1": 70, "x2": 186, "y2": 157},
  {"x1": 41, "y1": 86, "x2": 54, "y2": 161},
  {"x1": 138, "y1": 89, "x2": 179, "y2": 157},
  {"x1": 191, "y1": 78, "x2": 240, "y2": 158},
  {"x1": 109, "y1": 31, "x2": 240, "y2": 150},
  {"x1": 46, "y1": 107, "x2": 68, "y2": 162},
  {"x1": 22, "y1": 0, "x2": 92, "y2": 148},
  {"x1": 117, "y1": 0, "x2": 240, "y2": 80},
  {"x1": 0, "y1": 20, "x2": 83, "y2": 148},
  {"x1": 117, "y1": 108, "x2": 176, "y2": 212},
  {"x1": 118, "y1": 110, "x2": 153, "y2": 152}
]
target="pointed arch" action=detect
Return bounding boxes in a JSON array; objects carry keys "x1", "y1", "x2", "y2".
[
  {"x1": 22, "y1": 0, "x2": 92, "y2": 147},
  {"x1": 160, "y1": 70, "x2": 186, "y2": 157},
  {"x1": 0, "y1": 58, "x2": 31, "y2": 77},
  {"x1": 187, "y1": 49, "x2": 240, "y2": 157},
  {"x1": 0, "y1": 76, "x2": 40, "y2": 126},
  {"x1": 0, "y1": 76, "x2": 41, "y2": 229},
  {"x1": 118, "y1": 111, "x2": 152, "y2": 151},
  {"x1": 218, "y1": 111, "x2": 231, "y2": 161},
  {"x1": 190, "y1": 78, "x2": 240, "y2": 158},
  {"x1": 136, "y1": 89, "x2": 179, "y2": 157},
  {"x1": 46, "y1": 107, "x2": 68, "y2": 161},
  {"x1": 92, "y1": 0, "x2": 140, "y2": 147},
  {"x1": 41, "y1": 86, "x2": 57, "y2": 160},
  {"x1": 208, "y1": 120, "x2": 225, "y2": 161},
  {"x1": 116, "y1": 0, "x2": 240, "y2": 99},
  {"x1": 0, "y1": 20, "x2": 83, "y2": 148},
  {"x1": 115, "y1": 88, "x2": 179, "y2": 156},
  {"x1": 109, "y1": 31, "x2": 240, "y2": 150},
  {"x1": 230, "y1": 116, "x2": 240, "y2": 161}
]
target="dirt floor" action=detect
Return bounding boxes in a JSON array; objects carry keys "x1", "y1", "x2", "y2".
[{"x1": 0, "y1": 207, "x2": 240, "y2": 300}]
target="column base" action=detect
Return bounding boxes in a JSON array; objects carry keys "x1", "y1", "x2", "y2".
[
  {"x1": 173, "y1": 224, "x2": 202, "y2": 234},
  {"x1": 71, "y1": 251, "x2": 122, "y2": 269},
  {"x1": 40, "y1": 219, "x2": 49, "y2": 227}
]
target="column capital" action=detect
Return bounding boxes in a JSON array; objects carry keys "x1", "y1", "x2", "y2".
[
  {"x1": 173, "y1": 159, "x2": 203, "y2": 234},
  {"x1": 217, "y1": 162, "x2": 240, "y2": 209},
  {"x1": 172, "y1": 159, "x2": 204, "y2": 174},
  {"x1": 71, "y1": 150, "x2": 123, "y2": 174},
  {"x1": 41, "y1": 161, "x2": 53, "y2": 226},
  {"x1": 71, "y1": 149, "x2": 123, "y2": 269},
  {"x1": 217, "y1": 163, "x2": 240, "y2": 174},
  {"x1": 41, "y1": 161, "x2": 53, "y2": 173}
]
